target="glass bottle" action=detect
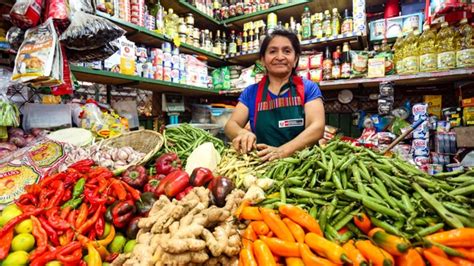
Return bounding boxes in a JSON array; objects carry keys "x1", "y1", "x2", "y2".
[
  {"x1": 312, "y1": 13, "x2": 323, "y2": 38},
  {"x1": 323, "y1": 46, "x2": 333, "y2": 80},
  {"x1": 341, "y1": 9, "x2": 353, "y2": 34},
  {"x1": 229, "y1": 30, "x2": 237, "y2": 54},
  {"x1": 248, "y1": 28, "x2": 255, "y2": 51},
  {"x1": 332, "y1": 46, "x2": 341, "y2": 79},
  {"x1": 296, "y1": 23, "x2": 302, "y2": 42},
  {"x1": 341, "y1": 42, "x2": 351, "y2": 78},
  {"x1": 206, "y1": 30, "x2": 213, "y2": 52},
  {"x1": 290, "y1": 16, "x2": 296, "y2": 32},
  {"x1": 237, "y1": 32, "x2": 243, "y2": 53},
  {"x1": 267, "y1": 12, "x2": 278, "y2": 32},
  {"x1": 155, "y1": 1, "x2": 164, "y2": 35},
  {"x1": 221, "y1": 31, "x2": 228, "y2": 55},
  {"x1": 302, "y1": 6, "x2": 312, "y2": 40},
  {"x1": 322, "y1": 10, "x2": 332, "y2": 37},
  {"x1": 242, "y1": 30, "x2": 248, "y2": 52},
  {"x1": 331, "y1": 8, "x2": 341, "y2": 36},
  {"x1": 214, "y1": 30, "x2": 222, "y2": 55},
  {"x1": 254, "y1": 26, "x2": 260, "y2": 50},
  {"x1": 213, "y1": 0, "x2": 222, "y2": 20}
]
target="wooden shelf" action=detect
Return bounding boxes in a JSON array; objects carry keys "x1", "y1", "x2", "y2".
[
  {"x1": 225, "y1": 32, "x2": 366, "y2": 66},
  {"x1": 222, "y1": 0, "x2": 312, "y2": 29},
  {"x1": 71, "y1": 65, "x2": 219, "y2": 96},
  {"x1": 161, "y1": 0, "x2": 222, "y2": 31},
  {"x1": 97, "y1": 12, "x2": 226, "y2": 67},
  {"x1": 319, "y1": 68, "x2": 474, "y2": 90}
]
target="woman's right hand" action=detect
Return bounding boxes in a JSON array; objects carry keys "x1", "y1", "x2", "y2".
[{"x1": 232, "y1": 129, "x2": 257, "y2": 153}]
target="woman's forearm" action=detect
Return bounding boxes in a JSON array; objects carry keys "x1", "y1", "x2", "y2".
[{"x1": 224, "y1": 120, "x2": 246, "y2": 140}]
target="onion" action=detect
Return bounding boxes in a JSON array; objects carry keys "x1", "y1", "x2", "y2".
[
  {"x1": 30, "y1": 128, "x2": 44, "y2": 137},
  {"x1": 8, "y1": 128, "x2": 25, "y2": 137},
  {"x1": 0, "y1": 149, "x2": 11, "y2": 159},
  {"x1": 0, "y1": 142, "x2": 17, "y2": 151},
  {"x1": 9, "y1": 136, "x2": 27, "y2": 148},
  {"x1": 24, "y1": 134, "x2": 36, "y2": 144}
]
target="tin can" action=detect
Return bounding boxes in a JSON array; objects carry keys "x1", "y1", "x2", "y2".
[
  {"x1": 163, "y1": 67, "x2": 172, "y2": 82},
  {"x1": 171, "y1": 54, "x2": 180, "y2": 69},
  {"x1": 171, "y1": 69, "x2": 180, "y2": 83},
  {"x1": 412, "y1": 103, "x2": 429, "y2": 122},
  {"x1": 163, "y1": 52, "x2": 172, "y2": 68},
  {"x1": 154, "y1": 65, "x2": 163, "y2": 80},
  {"x1": 412, "y1": 138, "x2": 430, "y2": 156},
  {"x1": 162, "y1": 42, "x2": 172, "y2": 53}
]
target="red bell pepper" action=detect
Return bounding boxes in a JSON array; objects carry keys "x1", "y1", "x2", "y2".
[
  {"x1": 0, "y1": 227, "x2": 13, "y2": 259},
  {"x1": 164, "y1": 171, "x2": 190, "y2": 198},
  {"x1": 189, "y1": 167, "x2": 214, "y2": 187},
  {"x1": 155, "y1": 153, "x2": 182, "y2": 175},
  {"x1": 121, "y1": 165, "x2": 148, "y2": 188},
  {"x1": 155, "y1": 170, "x2": 185, "y2": 196},
  {"x1": 111, "y1": 200, "x2": 136, "y2": 228},
  {"x1": 175, "y1": 186, "x2": 194, "y2": 200},
  {"x1": 143, "y1": 179, "x2": 160, "y2": 196}
]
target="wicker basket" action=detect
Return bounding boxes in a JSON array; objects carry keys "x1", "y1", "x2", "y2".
[{"x1": 101, "y1": 130, "x2": 164, "y2": 175}]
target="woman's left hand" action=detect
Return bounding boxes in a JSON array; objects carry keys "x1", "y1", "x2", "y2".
[{"x1": 256, "y1": 144, "x2": 288, "y2": 161}]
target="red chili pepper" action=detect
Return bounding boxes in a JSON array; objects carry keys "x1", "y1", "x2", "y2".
[
  {"x1": 75, "y1": 203, "x2": 88, "y2": 229},
  {"x1": 39, "y1": 172, "x2": 67, "y2": 187},
  {"x1": 77, "y1": 205, "x2": 104, "y2": 234},
  {"x1": 67, "y1": 210, "x2": 76, "y2": 229},
  {"x1": 63, "y1": 168, "x2": 81, "y2": 188},
  {"x1": 95, "y1": 216, "x2": 105, "y2": 237},
  {"x1": 0, "y1": 208, "x2": 43, "y2": 238},
  {"x1": 17, "y1": 193, "x2": 38, "y2": 206},
  {"x1": 121, "y1": 181, "x2": 141, "y2": 201},
  {"x1": 46, "y1": 208, "x2": 71, "y2": 231},
  {"x1": 111, "y1": 179, "x2": 127, "y2": 201},
  {"x1": 46, "y1": 181, "x2": 65, "y2": 209},
  {"x1": 88, "y1": 229, "x2": 97, "y2": 240},
  {"x1": 69, "y1": 159, "x2": 95, "y2": 173},
  {"x1": 189, "y1": 167, "x2": 214, "y2": 187},
  {"x1": 30, "y1": 216, "x2": 48, "y2": 261},
  {"x1": 175, "y1": 186, "x2": 194, "y2": 200},
  {"x1": 62, "y1": 189, "x2": 72, "y2": 202},
  {"x1": 0, "y1": 227, "x2": 13, "y2": 259},
  {"x1": 38, "y1": 217, "x2": 60, "y2": 247},
  {"x1": 39, "y1": 190, "x2": 55, "y2": 208},
  {"x1": 57, "y1": 247, "x2": 82, "y2": 263},
  {"x1": 61, "y1": 206, "x2": 72, "y2": 220},
  {"x1": 105, "y1": 252, "x2": 119, "y2": 263},
  {"x1": 164, "y1": 170, "x2": 190, "y2": 198},
  {"x1": 155, "y1": 153, "x2": 182, "y2": 175},
  {"x1": 25, "y1": 183, "x2": 42, "y2": 196},
  {"x1": 30, "y1": 249, "x2": 57, "y2": 266}
]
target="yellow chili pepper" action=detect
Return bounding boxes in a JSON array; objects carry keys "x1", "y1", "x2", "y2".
[{"x1": 86, "y1": 242, "x2": 102, "y2": 266}]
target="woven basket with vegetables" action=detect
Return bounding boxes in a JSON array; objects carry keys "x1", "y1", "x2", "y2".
[{"x1": 98, "y1": 130, "x2": 163, "y2": 175}]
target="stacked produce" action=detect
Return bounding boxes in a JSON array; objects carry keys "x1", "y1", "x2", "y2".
[
  {"x1": 237, "y1": 203, "x2": 474, "y2": 266},
  {"x1": 113, "y1": 187, "x2": 245, "y2": 265},
  {"x1": 0, "y1": 128, "x2": 44, "y2": 160},
  {"x1": 0, "y1": 160, "x2": 143, "y2": 265}
]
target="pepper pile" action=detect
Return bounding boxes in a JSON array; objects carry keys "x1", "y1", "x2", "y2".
[
  {"x1": 237, "y1": 203, "x2": 474, "y2": 266},
  {"x1": 0, "y1": 159, "x2": 142, "y2": 265}
]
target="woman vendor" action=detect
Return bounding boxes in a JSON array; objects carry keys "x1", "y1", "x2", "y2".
[{"x1": 225, "y1": 28, "x2": 325, "y2": 161}]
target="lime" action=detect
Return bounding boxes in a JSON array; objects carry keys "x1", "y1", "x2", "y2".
[
  {"x1": 11, "y1": 233, "x2": 35, "y2": 252},
  {"x1": 83, "y1": 255, "x2": 89, "y2": 264},
  {"x1": 102, "y1": 263, "x2": 111, "y2": 266},
  {"x1": 100, "y1": 223, "x2": 111, "y2": 239},
  {"x1": 2, "y1": 250, "x2": 29, "y2": 266},
  {"x1": 1, "y1": 205, "x2": 22, "y2": 224},
  {"x1": 45, "y1": 261, "x2": 63, "y2": 266},
  {"x1": 15, "y1": 219, "x2": 33, "y2": 234},
  {"x1": 123, "y1": 239, "x2": 136, "y2": 253},
  {"x1": 108, "y1": 233, "x2": 126, "y2": 253},
  {"x1": 0, "y1": 215, "x2": 7, "y2": 228}
]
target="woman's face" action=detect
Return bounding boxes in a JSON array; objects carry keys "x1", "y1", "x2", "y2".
[{"x1": 261, "y1": 36, "x2": 298, "y2": 77}]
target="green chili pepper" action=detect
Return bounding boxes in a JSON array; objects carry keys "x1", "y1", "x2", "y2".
[{"x1": 72, "y1": 178, "x2": 86, "y2": 198}]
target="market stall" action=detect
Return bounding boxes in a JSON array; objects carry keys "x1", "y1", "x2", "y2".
[{"x1": 0, "y1": 0, "x2": 473, "y2": 265}]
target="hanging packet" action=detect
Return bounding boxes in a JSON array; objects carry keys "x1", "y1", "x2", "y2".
[{"x1": 9, "y1": 0, "x2": 43, "y2": 29}]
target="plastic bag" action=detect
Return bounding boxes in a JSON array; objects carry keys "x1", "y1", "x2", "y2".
[
  {"x1": 44, "y1": 0, "x2": 70, "y2": 32},
  {"x1": 66, "y1": 41, "x2": 119, "y2": 63},
  {"x1": 69, "y1": 0, "x2": 95, "y2": 14},
  {"x1": 10, "y1": 0, "x2": 43, "y2": 29},
  {"x1": 6, "y1": 27, "x2": 25, "y2": 51},
  {"x1": 60, "y1": 11, "x2": 125, "y2": 50},
  {"x1": 51, "y1": 44, "x2": 73, "y2": 95},
  {"x1": 0, "y1": 74, "x2": 20, "y2": 127},
  {"x1": 12, "y1": 19, "x2": 58, "y2": 84}
]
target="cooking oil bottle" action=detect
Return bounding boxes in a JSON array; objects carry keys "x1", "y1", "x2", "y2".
[
  {"x1": 403, "y1": 29, "x2": 419, "y2": 74},
  {"x1": 393, "y1": 33, "x2": 405, "y2": 74},
  {"x1": 437, "y1": 22, "x2": 456, "y2": 70},
  {"x1": 418, "y1": 24, "x2": 437, "y2": 72},
  {"x1": 457, "y1": 18, "x2": 474, "y2": 67}
]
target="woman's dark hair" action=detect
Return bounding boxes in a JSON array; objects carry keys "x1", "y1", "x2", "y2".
[{"x1": 259, "y1": 28, "x2": 301, "y2": 74}]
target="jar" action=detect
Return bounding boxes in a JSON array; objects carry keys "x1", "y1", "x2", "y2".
[
  {"x1": 178, "y1": 18, "x2": 187, "y2": 35},
  {"x1": 193, "y1": 27, "x2": 200, "y2": 40},
  {"x1": 185, "y1": 13, "x2": 194, "y2": 26}
]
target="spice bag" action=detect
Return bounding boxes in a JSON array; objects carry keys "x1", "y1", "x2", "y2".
[{"x1": 10, "y1": 0, "x2": 43, "y2": 29}]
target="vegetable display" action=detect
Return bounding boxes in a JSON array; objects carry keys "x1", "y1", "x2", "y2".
[
  {"x1": 112, "y1": 187, "x2": 244, "y2": 265},
  {"x1": 162, "y1": 123, "x2": 225, "y2": 162}
]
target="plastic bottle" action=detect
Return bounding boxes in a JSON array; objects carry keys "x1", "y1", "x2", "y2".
[
  {"x1": 457, "y1": 18, "x2": 474, "y2": 67},
  {"x1": 418, "y1": 24, "x2": 437, "y2": 72},
  {"x1": 331, "y1": 8, "x2": 341, "y2": 36},
  {"x1": 403, "y1": 29, "x2": 419, "y2": 74},
  {"x1": 267, "y1": 12, "x2": 277, "y2": 33},
  {"x1": 322, "y1": 10, "x2": 332, "y2": 37},
  {"x1": 155, "y1": 1, "x2": 164, "y2": 35},
  {"x1": 302, "y1": 6, "x2": 312, "y2": 40},
  {"x1": 393, "y1": 33, "x2": 405, "y2": 74},
  {"x1": 341, "y1": 9, "x2": 353, "y2": 34},
  {"x1": 312, "y1": 13, "x2": 323, "y2": 38},
  {"x1": 437, "y1": 22, "x2": 456, "y2": 70}
]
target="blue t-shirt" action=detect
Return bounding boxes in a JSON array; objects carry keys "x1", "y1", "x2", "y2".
[{"x1": 239, "y1": 78, "x2": 323, "y2": 132}]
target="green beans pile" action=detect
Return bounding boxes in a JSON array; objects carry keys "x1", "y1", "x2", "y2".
[
  {"x1": 260, "y1": 140, "x2": 474, "y2": 240},
  {"x1": 162, "y1": 124, "x2": 225, "y2": 162}
]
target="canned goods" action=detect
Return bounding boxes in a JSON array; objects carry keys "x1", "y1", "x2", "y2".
[
  {"x1": 154, "y1": 65, "x2": 163, "y2": 80},
  {"x1": 163, "y1": 67, "x2": 172, "y2": 82},
  {"x1": 162, "y1": 42, "x2": 172, "y2": 53},
  {"x1": 171, "y1": 69, "x2": 180, "y2": 83}
]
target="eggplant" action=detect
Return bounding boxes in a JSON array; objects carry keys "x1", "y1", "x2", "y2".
[
  {"x1": 208, "y1": 176, "x2": 235, "y2": 207},
  {"x1": 126, "y1": 216, "x2": 140, "y2": 239}
]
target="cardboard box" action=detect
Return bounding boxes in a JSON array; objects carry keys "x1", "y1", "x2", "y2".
[
  {"x1": 424, "y1": 95, "x2": 442, "y2": 118},
  {"x1": 462, "y1": 97, "x2": 474, "y2": 107},
  {"x1": 369, "y1": 13, "x2": 423, "y2": 42},
  {"x1": 453, "y1": 127, "x2": 474, "y2": 147}
]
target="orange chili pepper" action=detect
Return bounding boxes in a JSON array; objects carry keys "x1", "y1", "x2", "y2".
[
  {"x1": 285, "y1": 257, "x2": 305, "y2": 266},
  {"x1": 239, "y1": 247, "x2": 257, "y2": 266},
  {"x1": 235, "y1": 199, "x2": 251, "y2": 218},
  {"x1": 423, "y1": 250, "x2": 457, "y2": 266},
  {"x1": 250, "y1": 221, "x2": 270, "y2": 235},
  {"x1": 253, "y1": 239, "x2": 276, "y2": 266},
  {"x1": 355, "y1": 240, "x2": 394, "y2": 266},
  {"x1": 279, "y1": 204, "x2": 322, "y2": 236},
  {"x1": 452, "y1": 257, "x2": 474, "y2": 266},
  {"x1": 299, "y1": 243, "x2": 337, "y2": 266},
  {"x1": 259, "y1": 236, "x2": 300, "y2": 257},
  {"x1": 425, "y1": 228, "x2": 474, "y2": 246},
  {"x1": 424, "y1": 246, "x2": 448, "y2": 258},
  {"x1": 342, "y1": 240, "x2": 368, "y2": 266},
  {"x1": 354, "y1": 212, "x2": 372, "y2": 234},
  {"x1": 242, "y1": 225, "x2": 257, "y2": 252},
  {"x1": 368, "y1": 228, "x2": 410, "y2": 256},
  {"x1": 240, "y1": 207, "x2": 263, "y2": 221},
  {"x1": 260, "y1": 208, "x2": 295, "y2": 242},
  {"x1": 305, "y1": 232, "x2": 351, "y2": 264},
  {"x1": 282, "y1": 218, "x2": 305, "y2": 243},
  {"x1": 397, "y1": 248, "x2": 425, "y2": 266},
  {"x1": 456, "y1": 248, "x2": 474, "y2": 261}
]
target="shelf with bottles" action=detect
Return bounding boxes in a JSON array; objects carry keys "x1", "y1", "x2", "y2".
[
  {"x1": 95, "y1": 11, "x2": 226, "y2": 66},
  {"x1": 70, "y1": 65, "x2": 219, "y2": 96},
  {"x1": 162, "y1": 0, "x2": 222, "y2": 30},
  {"x1": 319, "y1": 68, "x2": 474, "y2": 90},
  {"x1": 225, "y1": 31, "x2": 365, "y2": 65}
]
